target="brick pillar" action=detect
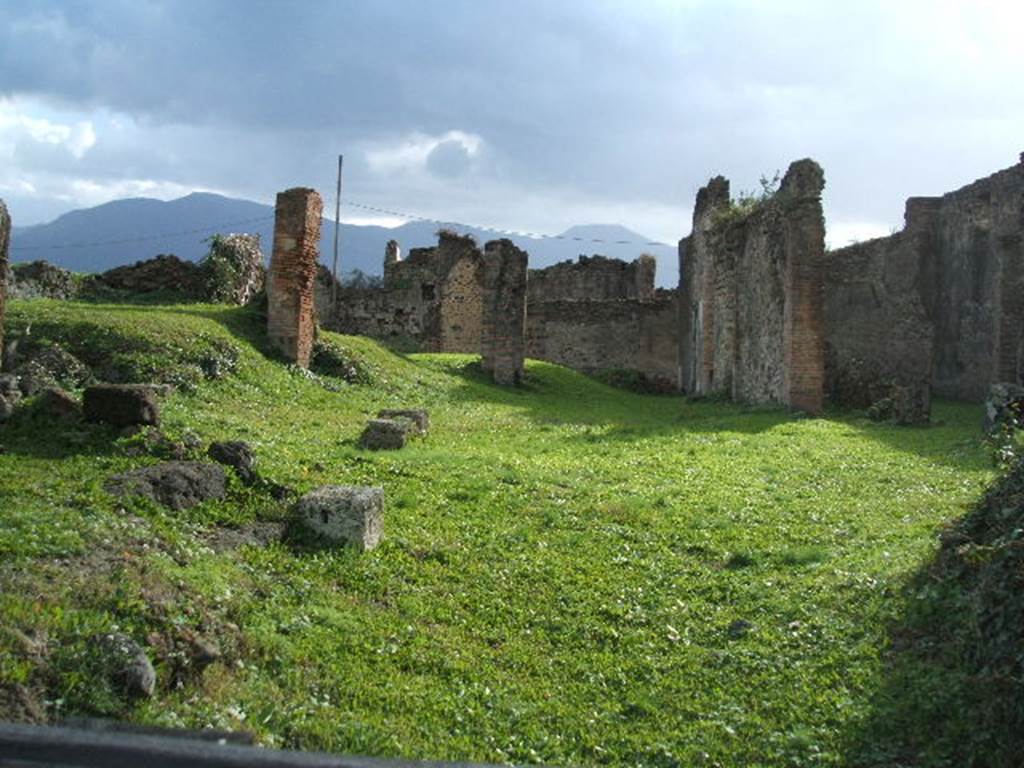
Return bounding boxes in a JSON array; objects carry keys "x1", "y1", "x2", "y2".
[
  {"x1": 0, "y1": 200, "x2": 9, "y2": 366},
  {"x1": 780, "y1": 159, "x2": 826, "y2": 414},
  {"x1": 268, "y1": 188, "x2": 323, "y2": 368},
  {"x1": 481, "y1": 239, "x2": 527, "y2": 386}
]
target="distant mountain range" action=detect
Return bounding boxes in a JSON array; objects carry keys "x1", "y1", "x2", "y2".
[{"x1": 9, "y1": 192, "x2": 679, "y2": 287}]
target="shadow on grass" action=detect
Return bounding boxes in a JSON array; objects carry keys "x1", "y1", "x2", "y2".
[
  {"x1": 0, "y1": 407, "x2": 126, "y2": 460},
  {"x1": 844, "y1": 460, "x2": 1024, "y2": 767},
  {"x1": 431, "y1": 358, "x2": 990, "y2": 469}
]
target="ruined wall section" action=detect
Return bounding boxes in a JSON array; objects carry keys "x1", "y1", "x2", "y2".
[
  {"x1": 328, "y1": 231, "x2": 483, "y2": 352},
  {"x1": 526, "y1": 291, "x2": 678, "y2": 386},
  {"x1": 679, "y1": 161, "x2": 826, "y2": 412},
  {"x1": 824, "y1": 154, "x2": 1024, "y2": 404},
  {"x1": 440, "y1": 255, "x2": 484, "y2": 353},
  {"x1": 268, "y1": 188, "x2": 322, "y2": 368},
  {"x1": 527, "y1": 254, "x2": 655, "y2": 303},
  {"x1": 481, "y1": 239, "x2": 527, "y2": 386},
  {"x1": 930, "y1": 158, "x2": 1024, "y2": 399},
  {"x1": 825, "y1": 204, "x2": 936, "y2": 407}
]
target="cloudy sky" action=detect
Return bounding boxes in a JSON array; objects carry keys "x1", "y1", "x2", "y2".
[{"x1": 1, "y1": 0, "x2": 1021, "y2": 247}]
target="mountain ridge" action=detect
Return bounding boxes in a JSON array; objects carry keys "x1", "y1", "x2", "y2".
[{"x1": 9, "y1": 192, "x2": 679, "y2": 287}]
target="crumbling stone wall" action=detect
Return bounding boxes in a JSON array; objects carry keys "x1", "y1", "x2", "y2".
[
  {"x1": 481, "y1": 239, "x2": 528, "y2": 385},
  {"x1": 825, "y1": 202, "x2": 936, "y2": 407},
  {"x1": 440, "y1": 255, "x2": 484, "y2": 353},
  {"x1": 325, "y1": 231, "x2": 483, "y2": 352},
  {"x1": 268, "y1": 188, "x2": 323, "y2": 368},
  {"x1": 526, "y1": 291, "x2": 678, "y2": 386},
  {"x1": 527, "y1": 254, "x2": 655, "y2": 303},
  {"x1": 679, "y1": 159, "x2": 826, "y2": 412},
  {"x1": 525, "y1": 254, "x2": 677, "y2": 387},
  {"x1": 929, "y1": 158, "x2": 1024, "y2": 399},
  {"x1": 0, "y1": 199, "x2": 10, "y2": 365},
  {"x1": 825, "y1": 154, "x2": 1024, "y2": 404}
]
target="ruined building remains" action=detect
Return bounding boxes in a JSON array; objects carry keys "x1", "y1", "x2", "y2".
[
  {"x1": 0, "y1": 199, "x2": 9, "y2": 363},
  {"x1": 481, "y1": 239, "x2": 528, "y2": 386},
  {"x1": 526, "y1": 255, "x2": 678, "y2": 388},
  {"x1": 323, "y1": 230, "x2": 483, "y2": 353},
  {"x1": 678, "y1": 159, "x2": 827, "y2": 413},
  {"x1": 268, "y1": 188, "x2": 323, "y2": 368},
  {"x1": 308, "y1": 152, "x2": 1022, "y2": 407},
  {"x1": 826, "y1": 155, "x2": 1024, "y2": 404}
]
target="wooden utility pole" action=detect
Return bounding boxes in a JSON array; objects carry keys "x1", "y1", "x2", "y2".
[{"x1": 330, "y1": 154, "x2": 343, "y2": 318}]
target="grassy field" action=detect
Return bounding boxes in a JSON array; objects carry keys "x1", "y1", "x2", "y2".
[{"x1": 0, "y1": 300, "x2": 996, "y2": 766}]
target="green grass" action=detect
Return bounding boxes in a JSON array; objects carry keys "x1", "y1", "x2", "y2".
[{"x1": 0, "y1": 299, "x2": 996, "y2": 766}]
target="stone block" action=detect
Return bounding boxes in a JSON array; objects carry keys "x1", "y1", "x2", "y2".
[
  {"x1": 208, "y1": 440, "x2": 258, "y2": 485},
  {"x1": 84, "y1": 384, "x2": 160, "y2": 426},
  {"x1": 359, "y1": 418, "x2": 410, "y2": 450},
  {"x1": 377, "y1": 408, "x2": 429, "y2": 435},
  {"x1": 296, "y1": 485, "x2": 383, "y2": 550}
]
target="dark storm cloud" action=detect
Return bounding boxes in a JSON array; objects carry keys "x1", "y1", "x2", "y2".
[{"x1": 0, "y1": 0, "x2": 1021, "y2": 243}]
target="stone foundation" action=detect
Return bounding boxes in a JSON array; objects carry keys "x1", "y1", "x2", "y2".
[{"x1": 268, "y1": 188, "x2": 323, "y2": 368}]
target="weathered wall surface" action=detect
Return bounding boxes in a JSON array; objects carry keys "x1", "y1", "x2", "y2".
[
  {"x1": 268, "y1": 188, "x2": 323, "y2": 368},
  {"x1": 326, "y1": 231, "x2": 483, "y2": 353},
  {"x1": 527, "y1": 254, "x2": 655, "y2": 303},
  {"x1": 929, "y1": 159, "x2": 1024, "y2": 399},
  {"x1": 825, "y1": 154, "x2": 1024, "y2": 404},
  {"x1": 825, "y1": 204, "x2": 936, "y2": 407},
  {"x1": 0, "y1": 200, "x2": 9, "y2": 364},
  {"x1": 679, "y1": 160, "x2": 826, "y2": 412},
  {"x1": 481, "y1": 239, "x2": 528, "y2": 386},
  {"x1": 526, "y1": 291, "x2": 678, "y2": 386}
]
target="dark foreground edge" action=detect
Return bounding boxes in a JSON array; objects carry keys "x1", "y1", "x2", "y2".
[{"x1": 0, "y1": 722, "x2": 505, "y2": 768}]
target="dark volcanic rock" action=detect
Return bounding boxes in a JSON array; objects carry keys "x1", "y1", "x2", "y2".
[
  {"x1": 84, "y1": 384, "x2": 160, "y2": 426},
  {"x1": 377, "y1": 408, "x2": 430, "y2": 435},
  {"x1": 208, "y1": 440, "x2": 258, "y2": 485},
  {"x1": 358, "y1": 418, "x2": 410, "y2": 450},
  {"x1": 98, "y1": 254, "x2": 205, "y2": 296},
  {"x1": 14, "y1": 345, "x2": 90, "y2": 395},
  {"x1": 105, "y1": 461, "x2": 227, "y2": 511},
  {"x1": 9, "y1": 260, "x2": 79, "y2": 300},
  {"x1": 97, "y1": 632, "x2": 156, "y2": 699}
]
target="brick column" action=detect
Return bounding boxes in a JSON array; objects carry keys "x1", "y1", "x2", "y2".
[
  {"x1": 481, "y1": 239, "x2": 527, "y2": 386},
  {"x1": 268, "y1": 188, "x2": 322, "y2": 368},
  {"x1": 780, "y1": 159, "x2": 826, "y2": 414},
  {"x1": 0, "y1": 200, "x2": 9, "y2": 366}
]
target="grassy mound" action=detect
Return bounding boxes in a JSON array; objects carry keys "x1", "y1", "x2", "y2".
[{"x1": 0, "y1": 299, "x2": 997, "y2": 766}]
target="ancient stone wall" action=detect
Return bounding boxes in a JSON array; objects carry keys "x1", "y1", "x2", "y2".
[
  {"x1": 679, "y1": 160, "x2": 826, "y2": 412},
  {"x1": 268, "y1": 188, "x2": 323, "y2": 368},
  {"x1": 0, "y1": 199, "x2": 9, "y2": 364},
  {"x1": 526, "y1": 291, "x2": 678, "y2": 386},
  {"x1": 527, "y1": 254, "x2": 655, "y2": 303},
  {"x1": 481, "y1": 239, "x2": 528, "y2": 385},
  {"x1": 825, "y1": 204, "x2": 936, "y2": 407},
  {"x1": 825, "y1": 154, "x2": 1024, "y2": 404},
  {"x1": 929, "y1": 158, "x2": 1024, "y2": 399},
  {"x1": 326, "y1": 231, "x2": 483, "y2": 352}
]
